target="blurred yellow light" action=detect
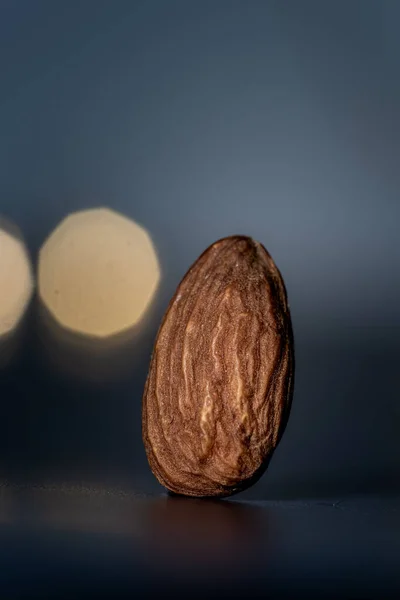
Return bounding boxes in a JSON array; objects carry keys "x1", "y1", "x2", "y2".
[
  {"x1": 0, "y1": 225, "x2": 33, "y2": 337},
  {"x1": 38, "y1": 208, "x2": 160, "y2": 338}
]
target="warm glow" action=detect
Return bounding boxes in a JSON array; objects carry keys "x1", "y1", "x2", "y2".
[
  {"x1": 38, "y1": 208, "x2": 160, "y2": 338},
  {"x1": 0, "y1": 227, "x2": 33, "y2": 337}
]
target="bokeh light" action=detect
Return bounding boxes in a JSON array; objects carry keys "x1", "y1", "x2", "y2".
[
  {"x1": 38, "y1": 208, "x2": 160, "y2": 338},
  {"x1": 0, "y1": 219, "x2": 33, "y2": 342},
  {"x1": 36, "y1": 208, "x2": 160, "y2": 383}
]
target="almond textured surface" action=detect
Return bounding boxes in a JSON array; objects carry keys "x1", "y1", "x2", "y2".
[{"x1": 142, "y1": 236, "x2": 294, "y2": 497}]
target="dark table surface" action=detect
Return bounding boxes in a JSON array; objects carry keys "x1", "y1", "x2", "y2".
[{"x1": 0, "y1": 482, "x2": 398, "y2": 599}]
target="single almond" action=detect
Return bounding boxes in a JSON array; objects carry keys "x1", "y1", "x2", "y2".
[{"x1": 142, "y1": 236, "x2": 294, "y2": 497}]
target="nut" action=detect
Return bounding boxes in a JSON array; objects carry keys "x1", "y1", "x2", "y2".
[{"x1": 142, "y1": 236, "x2": 294, "y2": 497}]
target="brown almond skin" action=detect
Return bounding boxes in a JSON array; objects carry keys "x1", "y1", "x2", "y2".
[{"x1": 142, "y1": 236, "x2": 294, "y2": 498}]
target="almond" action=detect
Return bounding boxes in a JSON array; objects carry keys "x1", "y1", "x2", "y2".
[{"x1": 142, "y1": 236, "x2": 294, "y2": 497}]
